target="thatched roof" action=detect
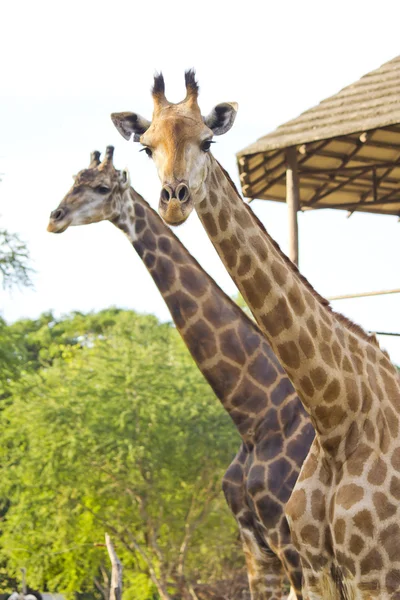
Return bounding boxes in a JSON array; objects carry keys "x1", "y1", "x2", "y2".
[{"x1": 237, "y1": 56, "x2": 400, "y2": 217}]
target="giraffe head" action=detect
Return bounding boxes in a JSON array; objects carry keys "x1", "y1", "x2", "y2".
[
  {"x1": 47, "y1": 146, "x2": 130, "y2": 233},
  {"x1": 111, "y1": 70, "x2": 238, "y2": 225}
]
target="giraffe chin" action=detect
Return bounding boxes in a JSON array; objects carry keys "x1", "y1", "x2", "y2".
[
  {"x1": 159, "y1": 198, "x2": 191, "y2": 226},
  {"x1": 47, "y1": 220, "x2": 72, "y2": 234}
]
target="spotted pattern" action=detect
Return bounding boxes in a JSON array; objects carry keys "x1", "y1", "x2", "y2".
[
  {"x1": 54, "y1": 161, "x2": 316, "y2": 600},
  {"x1": 191, "y1": 156, "x2": 400, "y2": 598}
]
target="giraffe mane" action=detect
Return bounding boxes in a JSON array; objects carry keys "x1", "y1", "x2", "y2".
[{"x1": 216, "y1": 161, "x2": 381, "y2": 349}]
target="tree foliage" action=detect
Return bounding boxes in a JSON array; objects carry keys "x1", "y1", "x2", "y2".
[
  {"x1": 0, "y1": 309, "x2": 243, "y2": 599},
  {"x1": 0, "y1": 229, "x2": 33, "y2": 290}
]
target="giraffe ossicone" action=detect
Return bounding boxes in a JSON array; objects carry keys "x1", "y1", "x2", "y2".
[
  {"x1": 48, "y1": 146, "x2": 315, "y2": 599},
  {"x1": 112, "y1": 72, "x2": 400, "y2": 599}
]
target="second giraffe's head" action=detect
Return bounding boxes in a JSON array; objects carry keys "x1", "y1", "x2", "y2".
[
  {"x1": 111, "y1": 70, "x2": 238, "y2": 226},
  {"x1": 47, "y1": 146, "x2": 130, "y2": 234}
]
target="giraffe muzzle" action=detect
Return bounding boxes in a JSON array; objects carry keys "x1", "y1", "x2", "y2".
[{"x1": 47, "y1": 207, "x2": 71, "y2": 233}]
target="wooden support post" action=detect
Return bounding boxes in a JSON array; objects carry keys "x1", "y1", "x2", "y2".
[
  {"x1": 286, "y1": 147, "x2": 300, "y2": 265},
  {"x1": 106, "y1": 534, "x2": 123, "y2": 600}
]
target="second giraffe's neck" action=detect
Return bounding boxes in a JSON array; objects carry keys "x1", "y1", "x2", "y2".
[
  {"x1": 112, "y1": 187, "x2": 304, "y2": 442},
  {"x1": 195, "y1": 157, "x2": 394, "y2": 438}
]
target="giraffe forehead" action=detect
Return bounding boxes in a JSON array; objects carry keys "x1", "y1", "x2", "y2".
[
  {"x1": 145, "y1": 110, "x2": 209, "y2": 147},
  {"x1": 74, "y1": 168, "x2": 114, "y2": 187}
]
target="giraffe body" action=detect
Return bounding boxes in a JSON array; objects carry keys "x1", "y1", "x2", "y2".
[
  {"x1": 48, "y1": 148, "x2": 315, "y2": 599},
  {"x1": 111, "y1": 72, "x2": 400, "y2": 598}
]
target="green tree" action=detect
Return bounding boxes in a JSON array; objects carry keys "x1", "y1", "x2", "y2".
[{"x1": 0, "y1": 310, "x2": 242, "y2": 599}]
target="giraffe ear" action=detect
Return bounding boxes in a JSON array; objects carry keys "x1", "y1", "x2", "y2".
[
  {"x1": 111, "y1": 112, "x2": 151, "y2": 142},
  {"x1": 119, "y1": 169, "x2": 130, "y2": 189},
  {"x1": 203, "y1": 102, "x2": 238, "y2": 136}
]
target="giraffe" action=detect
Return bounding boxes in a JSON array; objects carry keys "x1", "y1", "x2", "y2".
[
  {"x1": 47, "y1": 146, "x2": 314, "y2": 600},
  {"x1": 111, "y1": 71, "x2": 400, "y2": 599}
]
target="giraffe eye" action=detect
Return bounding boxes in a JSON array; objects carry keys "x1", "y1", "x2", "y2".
[
  {"x1": 201, "y1": 140, "x2": 214, "y2": 152},
  {"x1": 96, "y1": 185, "x2": 111, "y2": 194},
  {"x1": 140, "y1": 147, "x2": 153, "y2": 158}
]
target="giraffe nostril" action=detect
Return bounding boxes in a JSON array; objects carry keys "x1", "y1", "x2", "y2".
[
  {"x1": 51, "y1": 208, "x2": 66, "y2": 221},
  {"x1": 161, "y1": 187, "x2": 172, "y2": 202},
  {"x1": 177, "y1": 184, "x2": 189, "y2": 203}
]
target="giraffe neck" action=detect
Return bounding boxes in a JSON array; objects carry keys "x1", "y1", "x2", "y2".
[
  {"x1": 194, "y1": 156, "x2": 398, "y2": 442},
  {"x1": 111, "y1": 187, "x2": 305, "y2": 443}
]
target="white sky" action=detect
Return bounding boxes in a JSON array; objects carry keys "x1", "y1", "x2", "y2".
[{"x1": 1, "y1": 0, "x2": 400, "y2": 362}]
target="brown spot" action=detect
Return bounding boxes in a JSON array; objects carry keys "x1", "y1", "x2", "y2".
[
  {"x1": 157, "y1": 235, "x2": 172, "y2": 254},
  {"x1": 277, "y1": 341, "x2": 301, "y2": 370},
  {"x1": 336, "y1": 484, "x2": 364, "y2": 509},
  {"x1": 299, "y1": 327, "x2": 315, "y2": 359},
  {"x1": 202, "y1": 211, "x2": 218, "y2": 237},
  {"x1": 299, "y1": 451, "x2": 318, "y2": 481},
  {"x1": 234, "y1": 208, "x2": 252, "y2": 229},
  {"x1": 311, "y1": 489, "x2": 325, "y2": 521},
  {"x1": 351, "y1": 354, "x2": 363, "y2": 375},
  {"x1": 368, "y1": 456, "x2": 387, "y2": 486},
  {"x1": 360, "y1": 549, "x2": 383, "y2": 574},
  {"x1": 135, "y1": 218, "x2": 147, "y2": 235},
  {"x1": 270, "y1": 376, "x2": 295, "y2": 406},
  {"x1": 373, "y1": 491, "x2": 397, "y2": 520},
  {"x1": 248, "y1": 353, "x2": 278, "y2": 387},
  {"x1": 246, "y1": 465, "x2": 265, "y2": 496},
  {"x1": 241, "y1": 277, "x2": 263, "y2": 310},
  {"x1": 202, "y1": 293, "x2": 235, "y2": 327},
  {"x1": 288, "y1": 287, "x2": 306, "y2": 317},
  {"x1": 286, "y1": 489, "x2": 306, "y2": 521},
  {"x1": 310, "y1": 367, "x2": 327, "y2": 390},
  {"x1": 385, "y1": 405, "x2": 399, "y2": 438},
  {"x1": 219, "y1": 238, "x2": 238, "y2": 270},
  {"x1": 300, "y1": 524, "x2": 320, "y2": 548},
  {"x1": 217, "y1": 208, "x2": 229, "y2": 232},
  {"x1": 386, "y1": 570, "x2": 400, "y2": 592},
  {"x1": 134, "y1": 203, "x2": 145, "y2": 218},
  {"x1": 256, "y1": 495, "x2": 282, "y2": 528},
  {"x1": 300, "y1": 375, "x2": 314, "y2": 397},
  {"x1": 168, "y1": 290, "x2": 199, "y2": 328},
  {"x1": 204, "y1": 360, "x2": 241, "y2": 398},
  {"x1": 252, "y1": 267, "x2": 272, "y2": 297},
  {"x1": 342, "y1": 355, "x2": 353, "y2": 372},
  {"x1": 306, "y1": 315, "x2": 318, "y2": 337},
  {"x1": 220, "y1": 328, "x2": 246, "y2": 365},
  {"x1": 209, "y1": 190, "x2": 218, "y2": 207},
  {"x1": 390, "y1": 476, "x2": 400, "y2": 501},
  {"x1": 184, "y1": 319, "x2": 217, "y2": 363},
  {"x1": 346, "y1": 377, "x2": 360, "y2": 413},
  {"x1": 143, "y1": 252, "x2": 156, "y2": 269},
  {"x1": 320, "y1": 321, "x2": 332, "y2": 342},
  {"x1": 271, "y1": 260, "x2": 287, "y2": 286},
  {"x1": 315, "y1": 405, "x2": 346, "y2": 430},
  {"x1": 237, "y1": 254, "x2": 252, "y2": 277},
  {"x1": 349, "y1": 534, "x2": 364, "y2": 555},
  {"x1": 323, "y1": 379, "x2": 341, "y2": 403},
  {"x1": 334, "y1": 518, "x2": 346, "y2": 544},
  {"x1": 353, "y1": 509, "x2": 374, "y2": 538},
  {"x1": 180, "y1": 265, "x2": 208, "y2": 297},
  {"x1": 249, "y1": 235, "x2": 268, "y2": 261},
  {"x1": 366, "y1": 345, "x2": 377, "y2": 363},
  {"x1": 153, "y1": 256, "x2": 176, "y2": 292},
  {"x1": 261, "y1": 297, "x2": 293, "y2": 337},
  {"x1": 319, "y1": 342, "x2": 335, "y2": 368},
  {"x1": 347, "y1": 443, "x2": 372, "y2": 476},
  {"x1": 231, "y1": 378, "x2": 265, "y2": 414},
  {"x1": 380, "y1": 523, "x2": 400, "y2": 561},
  {"x1": 142, "y1": 228, "x2": 157, "y2": 251}
]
